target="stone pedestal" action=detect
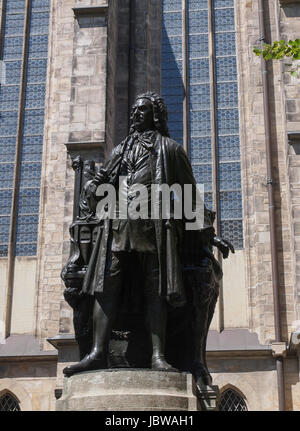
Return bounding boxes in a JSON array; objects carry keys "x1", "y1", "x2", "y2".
[{"x1": 56, "y1": 369, "x2": 218, "y2": 411}]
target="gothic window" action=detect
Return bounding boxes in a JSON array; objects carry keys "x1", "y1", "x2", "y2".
[
  {"x1": 219, "y1": 388, "x2": 248, "y2": 411},
  {"x1": 0, "y1": 392, "x2": 21, "y2": 411},
  {"x1": 161, "y1": 0, "x2": 243, "y2": 250},
  {"x1": 0, "y1": 0, "x2": 50, "y2": 257}
]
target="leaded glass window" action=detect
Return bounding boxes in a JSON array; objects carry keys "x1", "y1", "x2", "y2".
[
  {"x1": 214, "y1": 0, "x2": 242, "y2": 249},
  {"x1": 0, "y1": 393, "x2": 21, "y2": 411},
  {"x1": 188, "y1": 0, "x2": 211, "y2": 218},
  {"x1": 161, "y1": 0, "x2": 243, "y2": 250},
  {"x1": 0, "y1": 0, "x2": 50, "y2": 257},
  {"x1": 219, "y1": 388, "x2": 248, "y2": 411},
  {"x1": 161, "y1": 0, "x2": 183, "y2": 145}
]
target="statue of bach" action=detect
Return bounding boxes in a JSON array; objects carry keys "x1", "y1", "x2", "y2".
[{"x1": 62, "y1": 92, "x2": 234, "y2": 386}]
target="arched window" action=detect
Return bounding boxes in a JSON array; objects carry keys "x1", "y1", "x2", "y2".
[
  {"x1": 0, "y1": 392, "x2": 21, "y2": 411},
  {"x1": 219, "y1": 388, "x2": 248, "y2": 411}
]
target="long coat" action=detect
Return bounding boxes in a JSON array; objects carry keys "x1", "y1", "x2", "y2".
[{"x1": 81, "y1": 132, "x2": 215, "y2": 307}]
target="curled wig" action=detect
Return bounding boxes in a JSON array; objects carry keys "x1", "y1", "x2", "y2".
[{"x1": 129, "y1": 91, "x2": 170, "y2": 137}]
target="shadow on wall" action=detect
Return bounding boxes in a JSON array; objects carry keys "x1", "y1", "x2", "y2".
[
  {"x1": 161, "y1": 22, "x2": 184, "y2": 145},
  {"x1": 0, "y1": 361, "x2": 57, "y2": 379},
  {"x1": 282, "y1": 5, "x2": 300, "y2": 18},
  {"x1": 77, "y1": 15, "x2": 107, "y2": 29},
  {"x1": 291, "y1": 143, "x2": 300, "y2": 154},
  {"x1": 284, "y1": 356, "x2": 300, "y2": 411}
]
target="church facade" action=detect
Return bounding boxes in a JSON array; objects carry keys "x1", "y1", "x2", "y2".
[{"x1": 0, "y1": 0, "x2": 300, "y2": 411}]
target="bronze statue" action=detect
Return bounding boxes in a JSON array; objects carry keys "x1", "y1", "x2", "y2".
[{"x1": 62, "y1": 92, "x2": 234, "y2": 385}]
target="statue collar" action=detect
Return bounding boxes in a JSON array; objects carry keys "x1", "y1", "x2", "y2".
[{"x1": 130, "y1": 130, "x2": 158, "y2": 151}]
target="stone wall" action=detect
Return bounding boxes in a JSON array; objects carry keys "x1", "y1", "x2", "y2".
[
  {"x1": 35, "y1": 0, "x2": 108, "y2": 348},
  {"x1": 68, "y1": 0, "x2": 107, "y2": 144},
  {"x1": 10, "y1": 258, "x2": 37, "y2": 334},
  {"x1": 235, "y1": 0, "x2": 296, "y2": 343},
  {"x1": 211, "y1": 355, "x2": 278, "y2": 411},
  {"x1": 0, "y1": 260, "x2": 7, "y2": 333},
  {"x1": 279, "y1": 3, "x2": 300, "y2": 330},
  {"x1": 58, "y1": 0, "x2": 108, "y2": 337},
  {"x1": 36, "y1": 0, "x2": 76, "y2": 349},
  {"x1": 105, "y1": 0, "x2": 162, "y2": 156},
  {"x1": 233, "y1": 0, "x2": 300, "y2": 409},
  {"x1": 210, "y1": 355, "x2": 300, "y2": 411},
  {"x1": 0, "y1": 360, "x2": 57, "y2": 411},
  {"x1": 106, "y1": 0, "x2": 130, "y2": 155},
  {"x1": 128, "y1": 0, "x2": 162, "y2": 105}
]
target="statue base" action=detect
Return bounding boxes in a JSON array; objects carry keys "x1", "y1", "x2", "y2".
[{"x1": 55, "y1": 369, "x2": 219, "y2": 411}]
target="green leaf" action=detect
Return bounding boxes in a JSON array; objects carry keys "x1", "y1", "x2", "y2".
[
  {"x1": 264, "y1": 53, "x2": 272, "y2": 60},
  {"x1": 252, "y1": 39, "x2": 300, "y2": 78},
  {"x1": 277, "y1": 52, "x2": 285, "y2": 59}
]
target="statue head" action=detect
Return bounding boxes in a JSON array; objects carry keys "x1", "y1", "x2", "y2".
[{"x1": 130, "y1": 91, "x2": 170, "y2": 137}]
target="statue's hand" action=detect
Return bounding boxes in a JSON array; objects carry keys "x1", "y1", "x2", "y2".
[
  {"x1": 79, "y1": 168, "x2": 109, "y2": 219},
  {"x1": 93, "y1": 168, "x2": 109, "y2": 186},
  {"x1": 212, "y1": 236, "x2": 235, "y2": 259},
  {"x1": 84, "y1": 168, "x2": 108, "y2": 199},
  {"x1": 79, "y1": 179, "x2": 99, "y2": 217},
  {"x1": 85, "y1": 181, "x2": 98, "y2": 196}
]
